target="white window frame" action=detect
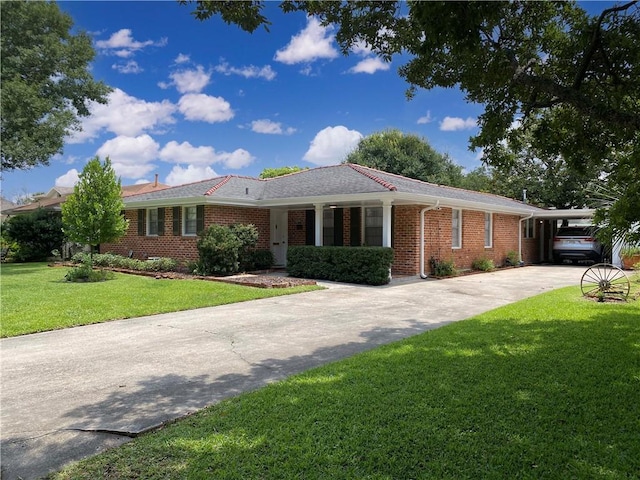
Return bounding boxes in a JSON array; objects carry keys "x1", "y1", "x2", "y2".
[
  {"x1": 524, "y1": 218, "x2": 535, "y2": 239},
  {"x1": 452, "y1": 209, "x2": 462, "y2": 249},
  {"x1": 484, "y1": 212, "x2": 493, "y2": 248},
  {"x1": 183, "y1": 206, "x2": 198, "y2": 236},
  {"x1": 147, "y1": 208, "x2": 159, "y2": 236}
]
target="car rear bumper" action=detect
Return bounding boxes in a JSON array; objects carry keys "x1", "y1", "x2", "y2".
[{"x1": 553, "y1": 249, "x2": 602, "y2": 262}]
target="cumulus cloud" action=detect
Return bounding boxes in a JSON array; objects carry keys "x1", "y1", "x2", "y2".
[
  {"x1": 159, "y1": 141, "x2": 255, "y2": 170},
  {"x1": 96, "y1": 29, "x2": 167, "y2": 58},
  {"x1": 167, "y1": 65, "x2": 211, "y2": 94},
  {"x1": 440, "y1": 116, "x2": 477, "y2": 131},
  {"x1": 349, "y1": 57, "x2": 389, "y2": 74},
  {"x1": 174, "y1": 53, "x2": 190, "y2": 64},
  {"x1": 215, "y1": 62, "x2": 276, "y2": 80},
  {"x1": 178, "y1": 93, "x2": 234, "y2": 123},
  {"x1": 251, "y1": 119, "x2": 296, "y2": 135},
  {"x1": 417, "y1": 111, "x2": 433, "y2": 124},
  {"x1": 303, "y1": 126, "x2": 363, "y2": 166},
  {"x1": 165, "y1": 165, "x2": 218, "y2": 186},
  {"x1": 274, "y1": 17, "x2": 338, "y2": 65},
  {"x1": 95, "y1": 134, "x2": 160, "y2": 179},
  {"x1": 68, "y1": 88, "x2": 176, "y2": 143},
  {"x1": 55, "y1": 169, "x2": 79, "y2": 187},
  {"x1": 112, "y1": 60, "x2": 143, "y2": 74}
]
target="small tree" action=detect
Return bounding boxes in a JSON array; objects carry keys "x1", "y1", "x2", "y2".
[
  {"x1": 61, "y1": 157, "x2": 128, "y2": 264},
  {"x1": 2, "y1": 208, "x2": 64, "y2": 262}
]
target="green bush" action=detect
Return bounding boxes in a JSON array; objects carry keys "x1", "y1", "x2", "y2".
[
  {"x1": 287, "y1": 246, "x2": 393, "y2": 285},
  {"x1": 249, "y1": 249, "x2": 275, "y2": 270},
  {"x1": 229, "y1": 224, "x2": 259, "y2": 271},
  {"x1": 430, "y1": 257, "x2": 457, "y2": 277},
  {"x1": 70, "y1": 252, "x2": 177, "y2": 272},
  {"x1": 472, "y1": 257, "x2": 495, "y2": 272},
  {"x1": 505, "y1": 250, "x2": 519, "y2": 266},
  {"x1": 65, "y1": 263, "x2": 115, "y2": 282},
  {"x1": 2, "y1": 209, "x2": 65, "y2": 262},
  {"x1": 196, "y1": 224, "x2": 242, "y2": 275}
]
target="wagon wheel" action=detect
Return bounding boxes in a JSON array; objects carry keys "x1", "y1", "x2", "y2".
[{"x1": 580, "y1": 263, "x2": 630, "y2": 301}]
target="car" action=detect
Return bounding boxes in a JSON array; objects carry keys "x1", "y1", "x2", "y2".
[{"x1": 552, "y1": 226, "x2": 603, "y2": 264}]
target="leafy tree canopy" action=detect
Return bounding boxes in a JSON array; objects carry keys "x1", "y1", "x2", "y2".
[
  {"x1": 344, "y1": 129, "x2": 464, "y2": 186},
  {"x1": 259, "y1": 166, "x2": 308, "y2": 178},
  {"x1": 1, "y1": 208, "x2": 65, "y2": 262},
  {"x1": 1, "y1": 1, "x2": 111, "y2": 171},
  {"x1": 181, "y1": 0, "x2": 640, "y2": 235},
  {"x1": 61, "y1": 157, "x2": 128, "y2": 254}
]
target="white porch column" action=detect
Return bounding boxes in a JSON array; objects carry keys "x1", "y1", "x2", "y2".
[
  {"x1": 382, "y1": 201, "x2": 393, "y2": 248},
  {"x1": 314, "y1": 203, "x2": 324, "y2": 246}
]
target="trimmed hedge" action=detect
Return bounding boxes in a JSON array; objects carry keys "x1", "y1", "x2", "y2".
[{"x1": 287, "y1": 246, "x2": 394, "y2": 285}]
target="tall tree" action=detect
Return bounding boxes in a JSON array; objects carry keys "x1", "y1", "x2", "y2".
[
  {"x1": 181, "y1": 0, "x2": 640, "y2": 234},
  {"x1": 61, "y1": 157, "x2": 128, "y2": 260},
  {"x1": 1, "y1": 1, "x2": 111, "y2": 171},
  {"x1": 344, "y1": 129, "x2": 464, "y2": 186}
]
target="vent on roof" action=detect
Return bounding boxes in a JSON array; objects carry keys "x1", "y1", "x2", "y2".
[{"x1": 246, "y1": 187, "x2": 249, "y2": 195}]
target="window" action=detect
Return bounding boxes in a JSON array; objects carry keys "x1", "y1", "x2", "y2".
[
  {"x1": 183, "y1": 206, "x2": 197, "y2": 235},
  {"x1": 147, "y1": 208, "x2": 159, "y2": 236},
  {"x1": 484, "y1": 212, "x2": 493, "y2": 248},
  {"x1": 323, "y1": 209, "x2": 334, "y2": 246},
  {"x1": 364, "y1": 207, "x2": 383, "y2": 246},
  {"x1": 523, "y1": 218, "x2": 535, "y2": 239},
  {"x1": 452, "y1": 209, "x2": 462, "y2": 248}
]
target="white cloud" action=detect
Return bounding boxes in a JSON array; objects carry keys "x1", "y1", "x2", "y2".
[
  {"x1": 303, "y1": 126, "x2": 363, "y2": 166},
  {"x1": 349, "y1": 57, "x2": 390, "y2": 74},
  {"x1": 55, "y1": 169, "x2": 80, "y2": 187},
  {"x1": 251, "y1": 119, "x2": 296, "y2": 135},
  {"x1": 417, "y1": 111, "x2": 433, "y2": 124},
  {"x1": 159, "y1": 141, "x2": 255, "y2": 170},
  {"x1": 215, "y1": 62, "x2": 276, "y2": 80},
  {"x1": 165, "y1": 165, "x2": 218, "y2": 186},
  {"x1": 169, "y1": 65, "x2": 211, "y2": 94},
  {"x1": 439, "y1": 116, "x2": 477, "y2": 131},
  {"x1": 95, "y1": 134, "x2": 160, "y2": 179},
  {"x1": 178, "y1": 93, "x2": 234, "y2": 123},
  {"x1": 112, "y1": 60, "x2": 143, "y2": 74},
  {"x1": 68, "y1": 88, "x2": 176, "y2": 143},
  {"x1": 274, "y1": 17, "x2": 338, "y2": 65},
  {"x1": 96, "y1": 29, "x2": 167, "y2": 58},
  {"x1": 174, "y1": 53, "x2": 190, "y2": 64}
]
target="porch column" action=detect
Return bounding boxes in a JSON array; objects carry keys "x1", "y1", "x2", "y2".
[
  {"x1": 314, "y1": 203, "x2": 324, "y2": 246},
  {"x1": 382, "y1": 201, "x2": 393, "y2": 248}
]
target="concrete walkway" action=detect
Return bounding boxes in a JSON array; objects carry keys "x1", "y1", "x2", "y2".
[{"x1": 0, "y1": 266, "x2": 584, "y2": 479}]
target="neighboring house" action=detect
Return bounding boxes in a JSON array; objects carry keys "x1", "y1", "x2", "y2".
[
  {"x1": 102, "y1": 163, "x2": 573, "y2": 277},
  {"x1": 1, "y1": 197, "x2": 17, "y2": 223}
]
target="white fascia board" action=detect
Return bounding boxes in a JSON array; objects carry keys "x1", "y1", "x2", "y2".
[
  {"x1": 531, "y1": 208, "x2": 596, "y2": 219},
  {"x1": 257, "y1": 192, "x2": 395, "y2": 208},
  {"x1": 391, "y1": 192, "x2": 541, "y2": 216}
]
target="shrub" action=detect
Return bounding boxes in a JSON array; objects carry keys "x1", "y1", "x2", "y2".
[
  {"x1": 287, "y1": 246, "x2": 393, "y2": 285},
  {"x1": 65, "y1": 263, "x2": 114, "y2": 282},
  {"x1": 2, "y1": 209, "x2": 65, "y2": 262},
  {"x1": 505, "y1": 250, "x2": 519, "y2": 266},
  {"x1": 229, "y1": 224, "x2": 259, "y2": 271},
  {"x1": 472, "y1": 257, "x2": 495, "y2": 272},
  {"x1": 249, "y1": 249, "x2": 275, "y2": 270},
  {"x1": 430, "y1": 257, "x2": 457, "y2": 277},
  {"x1": 620, "y1": 246, "x2": 640, "y2": 257},
  {"x1": 70, "y1": 252, "x2": 177, "y2": 272},
  {"x1": 196, "y1": 225, "x2": 242, "y2": 275}
]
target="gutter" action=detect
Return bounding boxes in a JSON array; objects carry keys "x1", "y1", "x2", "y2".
[
  {"x1": 420, "y1": 201, "x2": 440, "y2": 279},
  {"x1": 518, "y1": 212, "x2": 534, "y2": 263}
]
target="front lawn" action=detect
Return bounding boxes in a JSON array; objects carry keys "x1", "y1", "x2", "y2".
[
  {"x1": 0, "y1": 263, "x2": 320, "y2": 337},
  {"x1": 51, "y1": 284, "x2": 640, "y2": 479}
]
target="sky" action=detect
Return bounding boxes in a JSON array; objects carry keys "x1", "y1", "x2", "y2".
[{"x1": 1, "y1": 1, "x2": 612, "y2": 201}]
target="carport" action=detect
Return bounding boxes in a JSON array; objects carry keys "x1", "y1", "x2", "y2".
[{"x1": 532, "y1": 208, "x2": 598, "y2": 264}]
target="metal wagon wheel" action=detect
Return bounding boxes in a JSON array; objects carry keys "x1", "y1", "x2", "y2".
[{"x1": 580, "y1": 263, "x2": 630, "y2": 301}]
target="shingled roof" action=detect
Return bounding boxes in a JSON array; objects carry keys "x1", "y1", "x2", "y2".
[{"x1": 123, "y1": 164, "x2": 545, "y2": 214}]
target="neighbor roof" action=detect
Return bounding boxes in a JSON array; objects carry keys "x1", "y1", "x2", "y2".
[{"x1": 123, "y1": 164, "x2": 545, "y2": 215}]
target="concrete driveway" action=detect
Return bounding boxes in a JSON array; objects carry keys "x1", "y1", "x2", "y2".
[{"x1": 0, "y1": 265, "x2": 584, "y2": 479}]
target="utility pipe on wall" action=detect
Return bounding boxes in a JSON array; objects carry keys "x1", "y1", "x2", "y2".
[
  {"x1": 518, "y1": 212, "x2": 534, "y2": 264},
  {"x1": 420, "y1": 201, "x2": 440, "y2": 279}
]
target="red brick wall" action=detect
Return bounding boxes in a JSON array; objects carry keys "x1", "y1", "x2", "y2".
[
  {"x1": 288, "y1": 210, "x2": 307, "y2": 246},
  {"x1": 392, "y1": 205, "x2": 421, "y2": 275},
  {"x1": 102, "y1": 205, "x2": 270, "y2": 263}
]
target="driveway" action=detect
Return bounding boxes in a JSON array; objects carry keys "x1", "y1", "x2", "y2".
[{"x1": 0, "y1": 266, "x2": 584, "y2": 479}]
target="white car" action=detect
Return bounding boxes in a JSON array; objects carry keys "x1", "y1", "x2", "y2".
[{"x1": 553, "y1": 226, "x2": 603, "y2": 264}]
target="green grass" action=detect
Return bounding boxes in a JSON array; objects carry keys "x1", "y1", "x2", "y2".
[
  {"x1": 51, "y1": 284, "x2": 640, "y2": 479},
  {"x1": 0, "y1": 263, "x2": 320, "y2": 337}
]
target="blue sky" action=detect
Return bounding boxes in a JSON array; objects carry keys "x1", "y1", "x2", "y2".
[{"x1": 2, "y1": 1, "x2": 611, "y2": 200}]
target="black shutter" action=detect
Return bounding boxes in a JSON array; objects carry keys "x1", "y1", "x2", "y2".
[
  {"x1": 138, "y1": 209, "x2": 146, "y2": 236},
  {"x1": 305, "y1": 210, "x2": 315, "y2": 245},
  {"x1": 333, "y1": 208, "x2": 343, "y2": 246},
  {"x1": 350, "y1": 207, "x2": 361, "y2": 246},
  {"x1": 157, "y1": 208, "x2": 165, "y2": 236},
  {"x1": 173, "y1": 207, "x2": 181, "y2": 236},
  {"x1": 196, "y1": 205, "x2": 205, "y2": 234}
]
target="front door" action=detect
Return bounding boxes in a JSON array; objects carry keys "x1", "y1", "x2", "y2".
[{"x1": 270, "y1": 209, "x2": 288, "y2": 266}]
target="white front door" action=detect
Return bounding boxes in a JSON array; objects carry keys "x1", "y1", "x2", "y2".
[{"x1": 270, "y1": 209, "x2": 288, "y2": 266}]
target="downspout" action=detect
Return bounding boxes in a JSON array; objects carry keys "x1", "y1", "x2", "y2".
[
  {"x1": 518, "y1": 212, "x2": 534, "y2": 264},
  {"x1": 420, "y1": 201, "x2": 440, "y2": 279}
]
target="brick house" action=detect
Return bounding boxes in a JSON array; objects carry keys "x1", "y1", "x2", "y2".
[{"x1": 102, "y1": 164, "x2": 549, "y2": 277}]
